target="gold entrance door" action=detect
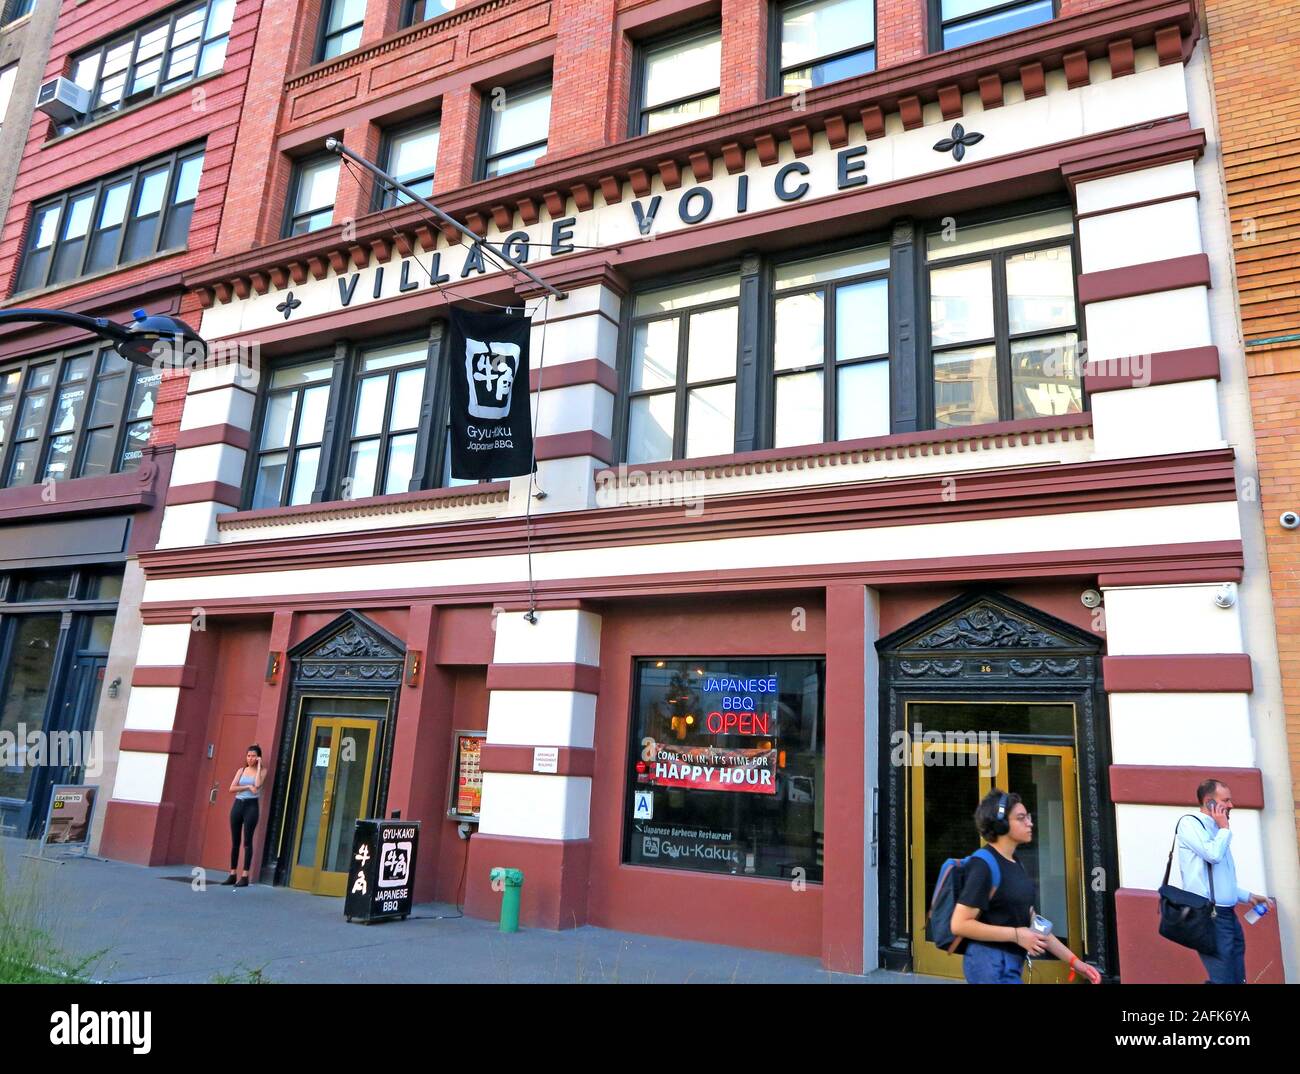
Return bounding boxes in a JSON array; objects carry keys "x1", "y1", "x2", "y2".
[
  {"x1": 910, "y1": 739, "x2": 995, "y2": 979},
  {"x1": 288, "y1": 699, "x2": 385, "y2": 896},
  {"x1": 996, "y1": 742, "x2": 1084, "y2": 984}
]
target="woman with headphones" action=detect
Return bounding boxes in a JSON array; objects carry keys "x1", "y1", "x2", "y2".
[{"x1": 950, "y1": 787, "x2": 1102, "y2": 984}]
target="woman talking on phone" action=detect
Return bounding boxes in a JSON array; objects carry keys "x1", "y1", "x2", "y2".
[
  {"x1": 950, "y1": 788, "x2": 1103, "y2": 984},
  {"x1": 224, "y1": 746, "x2": 266, "y2": 888}
]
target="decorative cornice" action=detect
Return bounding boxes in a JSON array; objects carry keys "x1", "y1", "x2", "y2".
[
  {"x1": 186, "y1": 0, "x2": 1200, "y2": 302},
  {"x1": 595, "y1": 413, "x2": 1094, "y2": 489},
  {"x1": 283, "y1": 0, "x2": 515, "y2": 90}
]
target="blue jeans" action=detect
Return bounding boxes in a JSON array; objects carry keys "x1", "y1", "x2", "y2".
[
  {"x1": 963, "y1": 941, "x2": 1026, "y2": 984},
  {"x1": 1198, "y1": 908, "x2": 1246, "y2": 984}
]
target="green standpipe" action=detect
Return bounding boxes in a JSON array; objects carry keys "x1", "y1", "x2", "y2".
[{"x1": 489, "y1": 867, "x2": 524, "y2": 932}]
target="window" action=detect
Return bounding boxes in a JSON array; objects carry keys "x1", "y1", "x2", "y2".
[
  {"x1": 341, "y1": 341, "x2": 427, "y2": 498},
  {"x1": 250, "y1": 359, "x2": 333, "y2": 509},
  {"x1": 625, "y1": 658, "x2": 826, "y2": 882},
  {"x1": 0, "y1": 0, "x2": 34, "y2": 27},
  {"x1": 933, "y1": 0, "x2": 1054, "y2": 51},
  {"x1": 478, "y1": 79, "x2": 551, "y2": 179},
  {"x1": 284, "y1": 153, "x2": 340, "y2": 236},
  {"x1": 626, "y1": 276, "x2": 740, "y2": 464},
  {"x1": 0, "y1": 64, "x2": 17, "y2": 133},
  {"x1": 375, "y1": 118, "x2": 439, "y2": 209},
  {"x1": 16, "y1": 145, "x2": 204, "y2": 293},
  {"x1": 247, "y1": 335, "x2": 447, "y2": 509},
  {"x1": 400, "y1": 0, "x2": 455, "y2": 27},
  {"x1": 64, "y1": 0, "x2": 234, "y2": 129},
  {"x1": 926, "y1": 208, "x2": 1081, "y2": 428},
  {"x1": 0, "y1": 346, "x2": 161, "y2": 488},
  {"x1": 772, "y1": 244, "x2": 890, "y2": 446},
  {"x1": 317, "y1": 0, "x2": 365, "y2": 62},
  {"x1": 774, "y1": 0, "x2": 875, "y2": 96},
  {"x1": 632, "y1": 26, "x2": 721, "y2": 136}
]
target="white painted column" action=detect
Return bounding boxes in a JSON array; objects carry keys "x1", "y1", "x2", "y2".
[
  {"x1": 1075, "y1": 159, "x2": 1226, "y2": 460},
  {"x1": 510, "y1": 281, "x2": 621, "y2": 514},
  {"x1": 156, "y1": 360, "x2": 258, "y2": 548},
  {"x1": 109, "y1": 622, "x2": 194, "y2": 805},
  {"x1": 1103, "y1": 582, "x2": 1266, "y2": 895},
  {"x1": 478, "y1": 607, "x2": 602, "y2": 839}
]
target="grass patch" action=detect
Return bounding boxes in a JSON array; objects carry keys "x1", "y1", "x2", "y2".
[
  {"x1": 210, "y1": 964, "x2": 273, "y2": 984},
  {"x1": 0, "y1": 847, "x2": 102, "y2": 983}
]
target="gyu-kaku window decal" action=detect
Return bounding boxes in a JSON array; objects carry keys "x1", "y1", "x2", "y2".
[
  {"x1": 446, "y1": 308, "x2": 535, "y2": 480},
  {"x1": 626, "y1": 658, "x2": 826, "y2": 880}
]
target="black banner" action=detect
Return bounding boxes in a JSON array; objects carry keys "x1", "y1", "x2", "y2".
[{"x1": 447, "y1": 307, "x2": 534, "y2": 479}]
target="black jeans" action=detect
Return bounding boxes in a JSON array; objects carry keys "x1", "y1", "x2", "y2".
[{"x1": 229, "y1": 798, "x2": 260, "y2": 871}]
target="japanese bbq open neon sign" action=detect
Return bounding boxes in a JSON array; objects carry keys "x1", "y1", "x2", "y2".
[{"x1": 702, "y1": 674, "x2": 777, "y2": 736}]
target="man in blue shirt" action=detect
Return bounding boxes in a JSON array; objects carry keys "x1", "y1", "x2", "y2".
[{"x1": 1176, "y1": 778, "x2": 1276, "y2": 984}]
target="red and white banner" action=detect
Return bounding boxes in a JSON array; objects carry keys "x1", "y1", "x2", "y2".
[{"x1": 649, "y1": 744, "x2": 777, "y2": 794}]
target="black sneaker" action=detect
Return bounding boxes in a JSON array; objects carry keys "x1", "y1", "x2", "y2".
[
  {"x1": 221, "y1": 874, "x2": 238, "y2": 886},
  {"x1": 234, "y1": 878, "x2": 249, "y2": 888}
]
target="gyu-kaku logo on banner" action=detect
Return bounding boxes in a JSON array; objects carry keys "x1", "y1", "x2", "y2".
[{"x1": 447, "y1": 307, "x2": 535, "y2": 480}]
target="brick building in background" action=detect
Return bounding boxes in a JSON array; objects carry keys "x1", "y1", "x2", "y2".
[
  {"x1": 4, "y1": 0, "x2": 1295, "y2": 981},
  {"x1": 0, "y1": 0, "x2": 260, "y2": 845},
  {"x1": 1202, "y1": 0, "x2": 1300, "y2": 860}
]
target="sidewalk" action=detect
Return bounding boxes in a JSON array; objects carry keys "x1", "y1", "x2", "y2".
[{"x1": 1, "y1": 839, "x2": 946, "y2": 984}]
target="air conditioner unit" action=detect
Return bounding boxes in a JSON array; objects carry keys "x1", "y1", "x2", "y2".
[{"x1": 35, "y1": 77, "x2": 91, "y2": 124}]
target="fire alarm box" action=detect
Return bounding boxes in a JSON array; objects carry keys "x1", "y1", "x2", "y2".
[{"x1": 447, "y1": 730, "x2": 485, "y2": 822}]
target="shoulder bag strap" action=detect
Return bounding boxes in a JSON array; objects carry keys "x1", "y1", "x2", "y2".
[{"x1": 1166, "y1": 814, "x2": 1217, "y2": 904}]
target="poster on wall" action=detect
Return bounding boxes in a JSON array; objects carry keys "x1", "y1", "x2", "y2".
[
  {"x1": 446, "y1": 307, "x2": 534, "y2": 480},
  {"x1": 646, "y1": 743, "x2": 778, "y2": 795},
  {"x1": 447, "y1": 731, "x2": 485, "y2": 821}
]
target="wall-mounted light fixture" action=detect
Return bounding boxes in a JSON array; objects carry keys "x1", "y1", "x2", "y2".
[
  {"x1": 404, "y1": 650, "x2": 422, "y2": 687},
  {"x1": 265, "y1": 651, "x2": 282, "y2": 683}
]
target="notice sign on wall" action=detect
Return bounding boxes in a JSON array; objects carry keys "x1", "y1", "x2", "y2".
[
  {"x1": 650, "y1": 744, "x2": 777, "y2": 794},
  {"x1": 447, "y1": 731, "x2": 485, "y2": 821}
]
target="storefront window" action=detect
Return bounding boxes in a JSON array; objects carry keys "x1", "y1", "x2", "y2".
[
  {"x1": 927, "y1": 208, "x2": 1080, "y2": 428},
  {"x1": 624, "y1": 658, "x2": 825, "y2": 881},
  {"x1": 0, "y1": 615, "x2": 59, "y2": 800},
  {"x1": 13, "y1": 572, "x2": 74, "y2": 602}
]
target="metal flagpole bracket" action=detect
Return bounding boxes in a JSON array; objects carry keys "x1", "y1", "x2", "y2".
[{"x1": 324, "y1": 137, "x2": 567, "y2": 301}]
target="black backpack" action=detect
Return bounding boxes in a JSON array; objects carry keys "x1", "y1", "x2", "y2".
[{"x1": 927, "y1": 846, "x2": 1001, "y2": 954}]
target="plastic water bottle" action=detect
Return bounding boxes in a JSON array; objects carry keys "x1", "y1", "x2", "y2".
[{"x1": 1244, "y1": 902, "x2": 1270, "y2": 925}]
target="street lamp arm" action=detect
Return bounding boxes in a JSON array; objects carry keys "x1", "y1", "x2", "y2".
[
  {"x1": 0, "y1": 308, "x2": 131, "y2": 342},
  {"x1": 0, "y1": 307, "x2": 205, "y2": 367}
]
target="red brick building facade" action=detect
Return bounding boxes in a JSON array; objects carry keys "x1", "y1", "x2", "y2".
[{"x1": 3, "y1": 0, "x2": 1296, "y2": 981}]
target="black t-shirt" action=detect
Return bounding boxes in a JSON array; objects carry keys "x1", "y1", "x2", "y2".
[{"x1": 956, "y1": 846, "x2": 1037, "y2": 958}]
